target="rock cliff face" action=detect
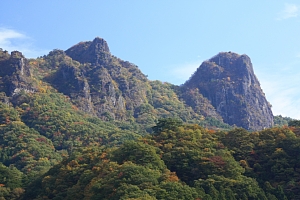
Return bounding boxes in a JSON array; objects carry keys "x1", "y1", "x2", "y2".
[
  {"x1": 0, "y1": 50, "x2": 35, "y2": 97},
  {"x1": 184, "y1": 52, "x2": 273, "y2": 130},
  {"x1": 178, "y1": 87, "x2": 223, "y2": 121},
  {"x1": 46, "y1": 38, "x2": 150, "y2": 121}
]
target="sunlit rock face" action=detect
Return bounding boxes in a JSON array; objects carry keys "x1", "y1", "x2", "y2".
[
  {"x1": 63, "y1": 37, "x2": 149, "y2": 120},
  {"x1": 184, "y1": 52, "x2": 273, "y2": 130},
  {"x1": 0, "y1": 50, "x2": 35, "y2": 97}
]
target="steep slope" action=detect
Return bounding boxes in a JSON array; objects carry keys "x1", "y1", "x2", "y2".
[{"x1": 184, "y1": 52, "x2": 273, "y2": 130}]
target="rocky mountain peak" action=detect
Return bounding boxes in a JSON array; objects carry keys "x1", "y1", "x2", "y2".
[
  {"x1": 65, "y1": 37, "x2": 111, "y2": 65},
  {"x1": 210, "y1": 51, "x2": 241, "y2": 63},
  {"x1": 198, "y1": 52, "x2": 254, "y2": 82},
  {"x1": 91, "y1": 37, "x2": 110, "y2": 53},
  {"x1": 184, "y1": 52, "x2": 273, "y2": 130},
  {"x1": 211, "y1": 52, "x2": 246, "y2": 70}
]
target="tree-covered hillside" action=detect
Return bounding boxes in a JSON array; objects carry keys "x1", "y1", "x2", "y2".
[
  {"x1": 1, "y1": 95, "x2": 300, "y2": 199},
  {"x1": 18, "y1": 119, "x2": 300, "y2": 200}
]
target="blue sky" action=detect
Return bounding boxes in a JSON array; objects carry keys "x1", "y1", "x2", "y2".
[{"x1": 1, "y1": 1, "x2": 300, "y2": 119}]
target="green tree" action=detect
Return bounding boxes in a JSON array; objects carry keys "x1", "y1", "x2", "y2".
[
  {"x1": 111, "y1": 141, "x2": 166, "y2": 171},
  {"x1": 288, "y1": 120, "x2": 300, "y2": 127}
]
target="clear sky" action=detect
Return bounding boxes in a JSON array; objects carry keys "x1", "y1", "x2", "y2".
[{"x1": 1, "y1": 1, "x2": 300, "y2": 119}]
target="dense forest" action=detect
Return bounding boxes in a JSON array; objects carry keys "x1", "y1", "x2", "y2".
[
  {"x1": 1, "y1": 99, "x2": 300, "y2": 199},
  {"x1": 0, "y1": 38, "x2": 299, "y2": 199}
]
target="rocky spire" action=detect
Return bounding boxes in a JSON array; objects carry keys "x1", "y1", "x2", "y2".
[{"x1": 183, "y1": 52, "x2": 273, "y2": 130}]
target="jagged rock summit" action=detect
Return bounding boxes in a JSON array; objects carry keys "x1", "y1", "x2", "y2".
[
  {"x1": 184, "y1": 52, "x2": 273, "y2": 130},
  {"x1": 65, "y1": 37, "x2": 111, "y2": 65}
]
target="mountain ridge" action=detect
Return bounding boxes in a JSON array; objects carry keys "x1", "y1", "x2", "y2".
[{"x1": 0, "y1": 38, "x2": 273, "y2": 130}]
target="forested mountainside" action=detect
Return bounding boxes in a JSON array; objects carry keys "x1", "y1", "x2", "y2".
[
  {"x1": 22, "y1": 121, "x2": 300, "y2": 200},
  {"x1": 0, "y1": 37, "x2": 298, "y2": 199}
]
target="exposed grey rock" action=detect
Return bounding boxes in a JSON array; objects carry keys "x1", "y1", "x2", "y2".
[
  {"x1": 0, "y1": 50, "x2": 36, "y2": 97},
  {"x1": 65, "y1": 37, "x2": 111, "y2": 65},
  {"x1": 184, "y1": 52, "x2": 273, "y2": 130}
]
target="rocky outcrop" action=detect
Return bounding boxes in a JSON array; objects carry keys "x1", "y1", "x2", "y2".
[
  {"x1": 0, "y1": 50, "x2": 35, "y2": 97},
  {"x1": 184, "y1": 52, "x2": 273, "y2": 130},
  {"x1": 51, "y1": 61, "x2": 95, "y2": 114},
  {"x1": 45, "y1": 38, "x2": 149, "y2": 121},
  {"x1": 65, "y1": 37, "x2": 111, "y2": 65},
  {"x1": 179, "y1": 88, "x2": 223, "y2": 121}
]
